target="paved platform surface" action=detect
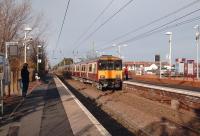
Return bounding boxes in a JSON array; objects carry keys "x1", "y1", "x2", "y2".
[
  {"x1": 0, "y1": 75, "x2": 110, "y2": 136},
  {"x1": 129, "y1": 78, "x2": 200, "y2": 93}
]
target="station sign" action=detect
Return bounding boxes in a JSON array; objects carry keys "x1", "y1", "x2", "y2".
[{"x1": 5, "y1": 42, "x2": 19, "y2": 58}]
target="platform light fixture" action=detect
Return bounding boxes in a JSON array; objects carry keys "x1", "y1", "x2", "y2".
[
  {"x1": 165, "y1": 32, "x2": 172, "y2": 76},
  {"x1": 194, "y1": 25, "x2": 200, "y2": 80},
  {"x1": 24, "y1": 26, "x2": 32, "y2": 63},
  {"x1": 112, "y1": 44, "x2": 128, "y2": 58}
]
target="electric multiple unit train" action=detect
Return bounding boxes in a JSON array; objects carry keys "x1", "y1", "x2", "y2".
[{"x1": 60, "y1": 55, "x2": 123, "y2": 90}]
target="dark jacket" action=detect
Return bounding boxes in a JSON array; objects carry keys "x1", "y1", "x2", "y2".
[{"x1": 21, "y1": 68, "x2": 29, "y2": 83}]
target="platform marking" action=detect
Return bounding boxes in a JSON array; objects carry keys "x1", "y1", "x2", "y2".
[{"x1": 55, "y1": 77, "x2": 111, "y2": 136}]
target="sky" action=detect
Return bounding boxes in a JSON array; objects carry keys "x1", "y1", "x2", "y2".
[{"x1": 30, "y1": 0, "x2": 200, "y2": 65}]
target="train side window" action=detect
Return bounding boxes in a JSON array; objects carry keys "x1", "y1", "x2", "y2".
[
  {"x1": 89, "y1": 64, "x2": 92, "y2": 72},
  {"x1": 82, "y1": 65, "x2": 85, "y2": 71}
]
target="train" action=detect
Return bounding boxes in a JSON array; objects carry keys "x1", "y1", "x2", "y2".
[{"x1": 58, "y1": 55, "x2": 123, "y2": 90}]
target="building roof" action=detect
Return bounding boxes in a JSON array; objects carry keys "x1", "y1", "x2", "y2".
[{"x1": 124, "y1": 61, "x2": 168, "y2": 67}]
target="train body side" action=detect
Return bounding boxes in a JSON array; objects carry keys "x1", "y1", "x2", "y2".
[{"x1": 63, "y1": 55, "x2": 123, "y2": 90}]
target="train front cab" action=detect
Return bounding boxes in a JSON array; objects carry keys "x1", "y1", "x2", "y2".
[{"x1": 97, "y1": 57, "x2": 123, "y2": 90}]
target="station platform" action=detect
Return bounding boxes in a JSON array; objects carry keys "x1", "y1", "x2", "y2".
[
  {"x1": 0, "y1": 75, "x2": 110, "y2": 136},
  {"x1": 124, "y1": 81, "x2": 200, "y2": 98},
  {"x1": 54, "y1": 77, "x2": 110, "y2": 136}
]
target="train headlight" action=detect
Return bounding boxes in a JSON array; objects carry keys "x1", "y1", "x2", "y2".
[{"x1": 100, "y1": 75, "x2": 105, "y2": 79}]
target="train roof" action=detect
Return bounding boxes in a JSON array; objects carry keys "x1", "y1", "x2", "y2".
[
  {"x1": 75, "y1": 55, "x2": 121, "y2": 65},
  {"x1": 99, "y1": 55, "x2": 121, "y2": 60}
]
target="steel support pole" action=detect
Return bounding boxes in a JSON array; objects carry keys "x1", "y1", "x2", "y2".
[
  {"x1": 160, "y1": 58, "x2": 162, "y2": 79},
  {"x1": 197, "y1": 41, "x2": 199, "y2": 79},
  {"x1": 5, "y1": 43, "x2": 8, "y2": 59},
  {"x1": 169, "y1": 34, "x2": 172, "y2": 76},
  {"x1": 197, "y1": 32, "x2": 199, "y2": 80},
  {"x1": 1, "y1": 80, "x2": 3, "y2": 115},
  {"x1": 118, "y1": 45, "x2": 121, "y2": 58},
  {"x1": 24, "y1": 44, "x2": 27, "y2": 63},
  {"x1": 37, "y1": 46, "x2": 39, "y2": 73},
  {"x1": 24, "y1": 32, "x2": 27, "y2": 63}
]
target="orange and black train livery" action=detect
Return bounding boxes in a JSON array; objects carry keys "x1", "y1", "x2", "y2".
[{"x1": 61, "y1": 55, "x2": 123, "y2": 90}]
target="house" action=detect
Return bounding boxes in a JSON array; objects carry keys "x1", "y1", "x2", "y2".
[{"x1": 144, "y1": 64, "x2": 158, "y2": 72}]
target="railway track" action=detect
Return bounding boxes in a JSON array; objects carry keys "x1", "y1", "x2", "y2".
[
  {"x1": 96, "y1": 91, "x2": 200, "y2": 136},
  {"x1": 165, "y1": 118, "x2": 200, "y2": 136},
  {"x1": 58, "y1": 75, "x2": 200, "y2": 136},
  {"x1": 129, "y1": 78, "x2": 200, "y2": 92}
]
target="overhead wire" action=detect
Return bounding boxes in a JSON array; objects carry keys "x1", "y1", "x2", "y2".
[
  {"x1": 123, "y1": 15, "x2": 200, "y2": 44},
  {"x1": 72, "y1": 0, "x2": 115, "y2": 51},
  {"x1": 96, "y1": 17, "x2": 197, "y2": 52},
  {"x1": 75, "y1": 0, "x2": 134, "y2": 50},
  {"x1": 95, "y1": 9, "x2": 200, "y2": 52},
  {"x1": 151, "y1": 15, "x2": 200, "y2": 35},
  {"x1": 118, "y1": 8, "x2": 200, "y2": 45},
  {"x1": 53, "y1": 0, "x2": 71, "y2": 57},
  {"x1": 97, "y1": 0, "x2": 200, "y2": 50}
]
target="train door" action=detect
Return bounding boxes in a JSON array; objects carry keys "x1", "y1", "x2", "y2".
[{"x1": 86, "y1": 63, "x2": 89, "y2": 79}]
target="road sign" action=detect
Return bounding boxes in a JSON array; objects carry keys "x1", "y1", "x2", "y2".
[
  {"x1": 5, "y1": 42, "x2": 19, "y2": 58},
  {"x1": 9, "y1": 45, "x2": 18, "y2": 56}
]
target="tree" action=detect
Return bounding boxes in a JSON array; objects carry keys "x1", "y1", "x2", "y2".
[
  {"x1": 0, "y1": 0, "x2": 48, "y2": 56},
  {"x1": 0, "y1": 0, "x2": 48, "y2": 95},
  {"x1": 0, "y1": 0, "x2": 31, "y2": 51}
]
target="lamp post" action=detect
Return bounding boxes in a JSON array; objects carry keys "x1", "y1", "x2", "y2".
[
  {"x1": 73, "y1": 50, "x2": 78, "y2": 63},
  {"x1": 112, "y1": 44, "x2": 128, "y2": 58},
  {"x1": 24, "y1": 26, "x2": 32, "y2": 63},
  {"x1": 194, "y1": 25, "x2": 200, "y2": 80},
  {"x1": 165, "y1": 32, "x2": 172, "y2": 76},
  {"x1": 36, "y1": 45, "x2": 42, "y2": 79}
]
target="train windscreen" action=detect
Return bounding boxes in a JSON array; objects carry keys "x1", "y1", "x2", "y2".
[{"x1": 98, "y1": 60, "x2": 122, "y2": 70}]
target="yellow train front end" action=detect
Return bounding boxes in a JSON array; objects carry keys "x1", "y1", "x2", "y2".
[{"x1": 97, "y1": 56, "x2": 123, "y2": 90}]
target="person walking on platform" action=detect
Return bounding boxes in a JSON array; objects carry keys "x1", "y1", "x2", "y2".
[{"x1": 21, "y1": 63, "x2": 29, "y2": 97}]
